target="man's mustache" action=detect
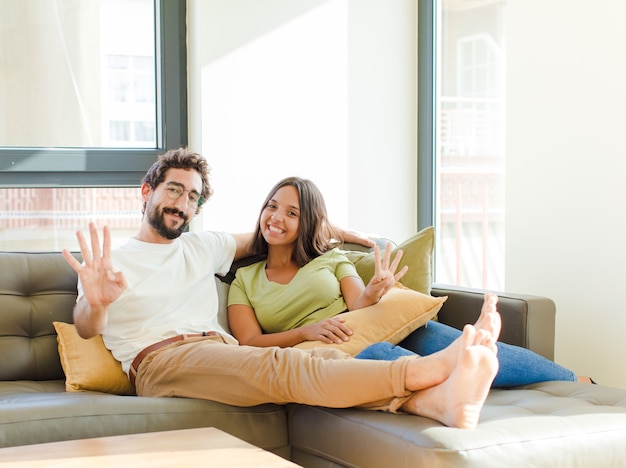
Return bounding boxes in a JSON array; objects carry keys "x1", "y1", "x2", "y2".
[{"x1": 162, "y1": 207, "x2": 188, "y2": 222}]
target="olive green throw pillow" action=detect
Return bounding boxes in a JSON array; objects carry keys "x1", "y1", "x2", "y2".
[{"x1": 344, "y1": 226, "x2": 434, "y2": 295}]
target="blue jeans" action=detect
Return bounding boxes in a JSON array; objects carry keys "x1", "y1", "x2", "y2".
[{"x1": 354, "y1": 320, "x2": 576, "y2": 388}]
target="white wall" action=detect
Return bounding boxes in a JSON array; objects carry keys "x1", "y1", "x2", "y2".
[
  {"x1": 187, "y1": 0, "x2": 418, "y2": 242},
  {"x1": 506, "y1": 0, "x2": 626, "y2": 389}
]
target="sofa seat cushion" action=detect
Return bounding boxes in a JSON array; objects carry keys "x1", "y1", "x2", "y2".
[
  {"x1": 287, "y1": 381, "x2": 626, "y2": 467},
  {"x1": 0, "y1": 381, "x2": 289, "y2": 457}
]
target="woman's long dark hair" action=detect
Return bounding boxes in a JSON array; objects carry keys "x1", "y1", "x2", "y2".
[{"x1": 248, "y1": 177, "x2": 342, "y2": 267}]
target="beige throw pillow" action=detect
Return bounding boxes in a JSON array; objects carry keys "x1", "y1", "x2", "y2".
[
  {"x1": 293, "y1": 284, "x2": 446, "y2": 356},
  {"x1": 53, "y1": 321, "x2": 135, "y2": 395}
]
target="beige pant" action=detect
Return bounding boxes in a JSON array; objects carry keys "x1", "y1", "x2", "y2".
[{"x1": 135, "y1": 336, "x2": 412, "y2": 412}]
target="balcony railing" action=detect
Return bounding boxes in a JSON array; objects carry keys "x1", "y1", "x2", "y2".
[{"x1": 436, "y1": 96, "x2": 505, "y2": 290}]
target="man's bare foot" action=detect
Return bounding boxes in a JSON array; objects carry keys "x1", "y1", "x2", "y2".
[
  {"x1": 473, "y1": 328, "x2": 498, "y2": 355},
  {"x1": 577, "y1": 376, "x2": 595, "y2": 384},
  {"x1": 474, "y1": 293, "x2": 501, "y2": 345},
  {"x1": 404, "y1": 324, "x2": 475, "y2": 391},
  {"x1": 401, "y1": 340, "x2": 499, "y2": 429},
  {"x1": 404, "y1": 324, "x2": 497, "y2": 391}
]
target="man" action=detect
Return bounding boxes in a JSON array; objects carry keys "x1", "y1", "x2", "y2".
[{"x1": 62, "y1": 147, "x2": 500, "y2": 430}]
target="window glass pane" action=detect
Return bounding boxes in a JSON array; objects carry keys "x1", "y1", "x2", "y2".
[
  {"x1": 0, "y1": 0, "x2": 156, "y2": 148},
  {"x1": 435, "y1": 0, "x2": 506, "y2": 290},
  {"x1": 0, "y1": 188, "x2": 141, "y2": 251}
]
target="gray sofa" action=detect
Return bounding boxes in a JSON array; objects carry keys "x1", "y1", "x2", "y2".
[{"x1": 2, "y1": 250, "x2": 626, "y2": 467}]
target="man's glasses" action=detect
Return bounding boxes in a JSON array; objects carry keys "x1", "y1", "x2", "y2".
[{"x1": 164, "y1": 182, "x2": 204, "y2": 208}]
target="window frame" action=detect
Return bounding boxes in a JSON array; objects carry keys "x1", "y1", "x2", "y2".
[
  {"x1": 417, "y1": 0, "x2": 436, "y2": 230},
  {"x1": 0, "y1": 0, "x2": 187, "y2": 188}
]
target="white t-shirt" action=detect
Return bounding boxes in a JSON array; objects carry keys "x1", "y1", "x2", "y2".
[{"x1": 77, "y1": 231, "x2": 237, "y2": 374}]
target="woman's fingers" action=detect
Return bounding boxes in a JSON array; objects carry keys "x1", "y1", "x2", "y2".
[
  {"x1": 382, "y1": 242, "x2": 392, "y2": 269},
  {"x1": 394, "y1": 265, "x2": 409, "y2": 282},
  {"x1": 319, "y1": 319, "x2": 352, "y2": 343},
  {"x1": 373, "y1": 244, "x2": 381, "y2": 274},
  {"x1": 389, "y1": 248, "x2": 403, "y2": 271},
  {"x1": 374, "y1": 243, "x2": 405, "y2": 275}
]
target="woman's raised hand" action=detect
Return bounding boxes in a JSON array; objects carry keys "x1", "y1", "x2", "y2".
[{"x1": 366, "y1": 243, "x2": 408, "y2": 302}]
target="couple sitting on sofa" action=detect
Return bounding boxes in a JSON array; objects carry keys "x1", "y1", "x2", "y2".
[{"x1": 62, "y1": 148, "x2": 585, "y2": 434}]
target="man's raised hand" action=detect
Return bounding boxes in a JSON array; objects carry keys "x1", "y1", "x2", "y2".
[{"x1": 62, "y1": 222, "x2": 127, "y2": 311}]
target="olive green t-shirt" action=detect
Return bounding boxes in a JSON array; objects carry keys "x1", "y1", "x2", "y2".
[{"x1": 228, "y1": 249, "x2": 358, "y2": 333}]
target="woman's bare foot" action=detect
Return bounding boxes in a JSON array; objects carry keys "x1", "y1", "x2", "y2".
[
  {"x1": 474, "y1": 293, "x2": 501, "y2": 346},
  {"x1": 401, "y1": 337, "x2": 499, "y2": 429},
  {"x1": 577, "y1": 376, "x2": 595, "y2": 384}
]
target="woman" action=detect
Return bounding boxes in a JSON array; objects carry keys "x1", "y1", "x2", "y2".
[{"x1": 227, "y1": 177, "x2": 589, "y2": 387}]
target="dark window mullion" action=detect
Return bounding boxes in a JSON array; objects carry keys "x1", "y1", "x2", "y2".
[{"x1": 417, "y1": 0, "x2": 436, "y2": 230}]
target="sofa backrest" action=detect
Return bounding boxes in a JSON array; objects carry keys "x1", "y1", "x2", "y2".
[
  {"x1": 0, "y1": 252, "x2": 80, "y2": 381},
  {"x1": 0, "y1": 250, "x2": 234, "y2": 383},
  {"x1": 0, "y1": 242, "x2": 381, "y2": 383}
]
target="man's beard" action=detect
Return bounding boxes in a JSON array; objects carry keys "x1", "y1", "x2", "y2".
[{"x1": 147, "y1": 205, "x2": 190, "y2": 240}]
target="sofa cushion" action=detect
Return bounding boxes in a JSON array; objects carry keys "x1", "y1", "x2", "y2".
[
  {"x1": 287, "y1": 381, "x2": 626, "y2": 467},
  {"x1": 0, "y1": 252, "x2": 79, "y2": 381},
  {"x1": 293, "y1": 285, "x2": 446, "y2": 355},
  {"x1": 0, "y1": 381, "x2": 289, "y2": 456},
  {"x1": 344, "y1": 227, "x2": 434, "y2": 295},
  {"x1": 53, "y1": 322, "x2": 135, "y2": 396}
]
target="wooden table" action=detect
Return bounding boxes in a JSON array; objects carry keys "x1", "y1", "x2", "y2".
[{"x1": 0, "y1": 427, "x2": 300, "y2": 467}]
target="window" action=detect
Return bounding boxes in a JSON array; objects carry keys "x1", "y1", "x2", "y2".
[
  {"x1": 419, "y1": 0, "x2": 506, "y2": 290},
  {"x1": 0, "y1": 187, "x2": 141, "y2": 250},
  {"x1": 0, "y1": 0, "x2": 186, "y2": 186},
  {"x1": 0, "y1": 0, "x2": 187, "y2": 250}
]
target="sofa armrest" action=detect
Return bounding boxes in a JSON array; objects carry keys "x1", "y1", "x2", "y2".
[{"x1": 431, "y1": 284, "x2": 556, "y2": 361}]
